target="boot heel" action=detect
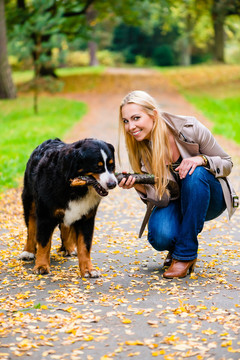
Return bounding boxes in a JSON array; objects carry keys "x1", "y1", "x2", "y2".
[{"x1": 188, "y1": 259, "x2": 197, "y2": 274}]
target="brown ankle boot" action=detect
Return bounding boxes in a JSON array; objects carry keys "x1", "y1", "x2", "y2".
[{"x1": 163, "y1": 259, "x2": 197, "y2": 279}]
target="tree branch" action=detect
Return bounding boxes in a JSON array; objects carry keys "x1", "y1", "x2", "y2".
[{"x1": 64, "y1": 0, "x2": 95, "y2": 17}]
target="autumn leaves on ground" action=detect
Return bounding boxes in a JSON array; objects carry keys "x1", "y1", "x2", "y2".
[{"x1": 0, "y1": 68, "x2": 240, "y2": 360}]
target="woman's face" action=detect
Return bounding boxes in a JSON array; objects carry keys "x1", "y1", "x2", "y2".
[{"x1": 121, "y1": 103, "x2": 155, "y2": 141}]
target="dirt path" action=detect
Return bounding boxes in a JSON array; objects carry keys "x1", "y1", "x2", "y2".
[{"x1": 0, "y1": 68, "x2": 239, "y2": 360}]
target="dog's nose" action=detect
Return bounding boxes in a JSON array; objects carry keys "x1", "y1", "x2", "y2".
[{"x1": 107, "y1": 180, "x2": 117, "y2": 189}]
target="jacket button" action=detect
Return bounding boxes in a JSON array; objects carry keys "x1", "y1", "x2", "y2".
[{"x1": 217, "y1": 168, "x2": 220, "y2": 174}]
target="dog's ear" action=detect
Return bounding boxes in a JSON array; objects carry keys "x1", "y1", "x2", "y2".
[
  {"x1": 62, "y1": 149, "x2": 84, "y2": 180},
  {"x1": 106, "y1": 142, "x2": 115, "y2": 155}
]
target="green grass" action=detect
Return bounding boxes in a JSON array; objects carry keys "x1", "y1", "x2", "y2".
[
  {"x1": 0, "y1": 96, "x2": 87, "y2": 193},
  {"x1": 184, "y1": 93, "x2": 240, "y2": 144},
  {"x1": 13, "y1": 66, "x2": 105, "y2": 84}
]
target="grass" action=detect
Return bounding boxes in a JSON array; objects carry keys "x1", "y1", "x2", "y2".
[
  {"x1": 13, "y1": 66, "x2": 105, "y2": 84},
  {"x1": 159, "y1": 64, "x2": 240, "y2": 145},
  {"x1": 0, "y1": 96, "x2": 87, "y2": 193},
  {"x1": 183, "y1": 93, "x2": 240, "y2": 144}
]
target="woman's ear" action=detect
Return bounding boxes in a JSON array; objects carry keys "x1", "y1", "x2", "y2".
[{"x1": 153, "y1": 109, "x2": 158, "y2": 120}]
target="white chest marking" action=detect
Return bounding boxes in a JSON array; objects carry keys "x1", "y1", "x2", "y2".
[
  {"x1": 99, "y1": 149, "x2": 116, "y2": 188},
  {"x1": 63, "y1": 187, "x2": 100, "y2": 226}
]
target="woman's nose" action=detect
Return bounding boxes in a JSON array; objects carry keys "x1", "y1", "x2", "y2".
[{"x1": 128, "y1": 121, "x2": 136, "y2": 130}]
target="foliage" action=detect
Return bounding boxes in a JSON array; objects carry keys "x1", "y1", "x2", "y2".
[
  {"x1": 0, "y1": 96, "x2": 87, "y2": 193},
  {"x1": 110, "y1": 22, "x2": 180, "y2": 66}
]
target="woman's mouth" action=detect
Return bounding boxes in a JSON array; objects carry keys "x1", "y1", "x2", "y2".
[{"x1": 132, "y1": 130, "x2": 142, "y2": 136}]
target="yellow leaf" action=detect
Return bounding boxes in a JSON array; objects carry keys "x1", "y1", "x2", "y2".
[
  {"x1": 125, "y1": 340, "x2": 144, "y2": 346},
  {"x1": 152, "y1": 350, "x2": 165, "y2": 356},
  {"x1": 83, "y1": 335, "x2": 94, "y2": 341},
  {"x1": 228, "y1": 347, "x2": 240, "y2": 353},
  {"x1": 122, "y1": 318, "x2": 132, "y2": 324}
]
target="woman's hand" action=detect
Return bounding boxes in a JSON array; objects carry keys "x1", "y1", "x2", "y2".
[
  {"x1": 118, "y1": 173, "x2": 136, "y2": 189},
  {"x1": 175, "y1": 156, "x2": 205, "y2": 179}
]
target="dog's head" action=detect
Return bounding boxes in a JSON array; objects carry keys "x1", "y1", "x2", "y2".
[{"x1": 71, "y1": 139, "x2": 117, "y2": 196}]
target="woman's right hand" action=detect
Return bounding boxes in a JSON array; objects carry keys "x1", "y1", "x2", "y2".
[{"x1": 118, "y1": 172, "x2": 136, "y2": 189}]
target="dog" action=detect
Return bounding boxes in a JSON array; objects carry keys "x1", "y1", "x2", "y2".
[{"x1": 20, "y1": 138, "x2": 117, "y2": 278}]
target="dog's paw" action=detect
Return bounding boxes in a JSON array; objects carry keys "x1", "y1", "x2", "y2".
[
  {"x1": 33, "y1": 265, "x2": 50, "y2": 275},
  {"x1": 19, "y1": 251, "x2": 35, "y2": 261},
  {"x1": 58, "y1": 247, "x2": 77, "y2": 257},
  {"x1": 64, "y1": 249, "x2": 77, "y2": 257},
  {"x1": 83, "y1": 269, "x2": 101, "y2": 278}
]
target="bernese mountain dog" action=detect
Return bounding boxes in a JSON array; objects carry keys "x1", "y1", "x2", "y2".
[{"x1": 19, "y1": 138, "x2": 117, "y2": 278}]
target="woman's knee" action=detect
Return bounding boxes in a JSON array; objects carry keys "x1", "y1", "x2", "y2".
[
  {"x1": 182, "y1": 166, "x2": 209, "y2": 191},
  {"x1": 147, "y1": 206, "x2": 178, "y2": 251}
]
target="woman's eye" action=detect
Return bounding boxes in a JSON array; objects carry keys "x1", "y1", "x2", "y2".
[
  {"x1": 123, "y1": 119, "x2": 128, "y2": 124},
  {"x1": 133, "y1": 116, "x2": 140, "y2": 121}
]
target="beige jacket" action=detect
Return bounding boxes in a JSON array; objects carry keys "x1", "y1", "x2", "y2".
[{"x1": 138, "y1": 112, "x2": 238, "y2": 237}]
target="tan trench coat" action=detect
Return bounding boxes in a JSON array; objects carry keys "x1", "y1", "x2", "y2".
[{"x1": 137, "y1": 112, "x2": 238, "y2": 237}]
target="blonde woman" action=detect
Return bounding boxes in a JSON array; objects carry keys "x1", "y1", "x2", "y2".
[{"x1": 118, "y1": 90, "x2": 238, "y2": 279}]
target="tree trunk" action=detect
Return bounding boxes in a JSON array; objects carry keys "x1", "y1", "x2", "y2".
[
  {"x1": 88, "y1": 41, "x2": 99, "y2": 66},
  {"x1": 0, "y1": 0, "x2": 16, "y2": 99},
  {"x1": 178, "y1": 35, "x2": 191, "y2": 66},
  {"x1": 86, "y1": 5, "x2": 99, "y2": 67},
  {"x1": 212, "y1": 14, "x2": 225, "y2": 62},
  {"x1": 211, "y1": 0, "x2": 227, "y2": 63}
]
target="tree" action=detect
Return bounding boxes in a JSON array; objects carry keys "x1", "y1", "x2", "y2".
[
  {"x1": 211, "y1": 0, "x2": 240, "y2": 62},
  {"x1": 0, "y1": 0, "x2": 16, "y2": 99}
]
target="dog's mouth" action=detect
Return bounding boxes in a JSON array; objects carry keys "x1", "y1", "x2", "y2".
[
  {"x1": 87, "y1": 176, "x2": 108, "y2": 197},
  {"x1": 92, "y1": 180, "x2": 109, "y2": 197}
]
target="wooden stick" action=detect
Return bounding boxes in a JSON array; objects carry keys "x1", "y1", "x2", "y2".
[{"x1": 70, "y1": 173, "x2": 155, "y2": 187}]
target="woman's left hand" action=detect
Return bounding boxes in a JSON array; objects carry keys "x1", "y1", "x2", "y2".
[{"x1": 175, "y1": 156, "x2": 204, "y2": 179}]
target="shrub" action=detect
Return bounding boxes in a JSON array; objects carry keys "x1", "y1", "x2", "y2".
[
  {"x1": 152, "y1": 45, "x2": 175, "y2": 66},
  {"x1": 66, "y1": 51, "x2": 90, "y2": 67},
  {"x1": 97, "y1": 50, "x2": 124, "y2": 66}
]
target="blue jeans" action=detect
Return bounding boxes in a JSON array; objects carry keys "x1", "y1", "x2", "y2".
[{"x1": 147, "y1": 167, "x2": 226, "y2": 260}]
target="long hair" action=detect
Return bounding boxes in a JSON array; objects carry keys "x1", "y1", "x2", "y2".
[{"x1": 118, "y1": 90, "x2": 172, "y2": 199}]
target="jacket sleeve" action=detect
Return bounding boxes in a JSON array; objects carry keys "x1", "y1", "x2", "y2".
[
  {"x1": 135, "y1": 185, "x2": 170, "y2": 207},
  {"x1": 193, "y1": 120, "x2": 233, "y2": 177}
]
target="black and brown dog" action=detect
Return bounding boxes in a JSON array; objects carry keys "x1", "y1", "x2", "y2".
[{"x1": 20, "y1": 138, "x2": 117, "y2": 278}]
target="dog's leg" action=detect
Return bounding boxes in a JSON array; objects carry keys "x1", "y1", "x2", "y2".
[
  {"x1": 59, "y1": 224, "x2": 77, "y2": 256},
  {"x1": 20, "y1": 202, "x2": 37, "y2": 260},
  {"x1": 75, "y1": 214, "x2": 100, "y2": 278},
  {"x1": 33, "y1": 220, "x2": 55, "y2": 274},
  {"x1": 33, "y1": 240, "x2": 52, "y2": 275}
]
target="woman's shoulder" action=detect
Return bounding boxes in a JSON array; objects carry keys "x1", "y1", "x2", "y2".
[{"x1": 161, "y1": 111, "x2": 198, "y2": 129}]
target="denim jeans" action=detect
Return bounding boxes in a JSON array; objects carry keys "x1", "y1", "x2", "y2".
[{"x1": 147, "y1": 167, "x2": 226, "y2": 260}]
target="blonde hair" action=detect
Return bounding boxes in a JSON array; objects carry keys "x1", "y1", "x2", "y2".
[{"x1": 118, "y1": 90, "x2": 172, "y2": 199}]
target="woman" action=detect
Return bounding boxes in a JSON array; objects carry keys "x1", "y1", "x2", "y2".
[{"x1": 118, "y1": 90, "x2": 238, "y2": 279}]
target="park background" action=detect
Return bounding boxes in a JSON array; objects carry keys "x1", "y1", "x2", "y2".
[
  {"x1": 1, "y1": 0, "x2": 240, "y2": 192},
  {"x1": 0, "y1": 1, "x2": 240, "y2": 360}
]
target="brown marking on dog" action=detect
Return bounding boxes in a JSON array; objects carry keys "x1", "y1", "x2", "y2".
[
  {"x1": 33, "y1": 240, "x2": 52, "y2": 274},
  {"x1": 98, "y1": 161, "x2": 103, "y2": 166},
  {"x1": 109, "y1": 159, "x2": 113, "y2": 164},
  {"x1": 76, "y1": 232, "x2": 93, "y2": 277},
  {"x1": 24, "y1": 202, "x2": 37, "y2": 254},
  {"x1": 54, "y1": 208, "x2": 65, "y2": 219},
  {"x1": 59, "y1": 224, "x2": 77, "y2": 255},
  {"x1": 92, "y1": 173, "x2": 100, "y2": 181}
]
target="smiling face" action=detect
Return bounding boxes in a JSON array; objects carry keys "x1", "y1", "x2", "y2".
[{"x1": 121, "y1": 103, "x2": 155, "y2": 141}]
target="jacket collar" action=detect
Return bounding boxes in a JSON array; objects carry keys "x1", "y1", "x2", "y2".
[{"x1": 160, "y1": 111, "x2": 195, "y2": 135}]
